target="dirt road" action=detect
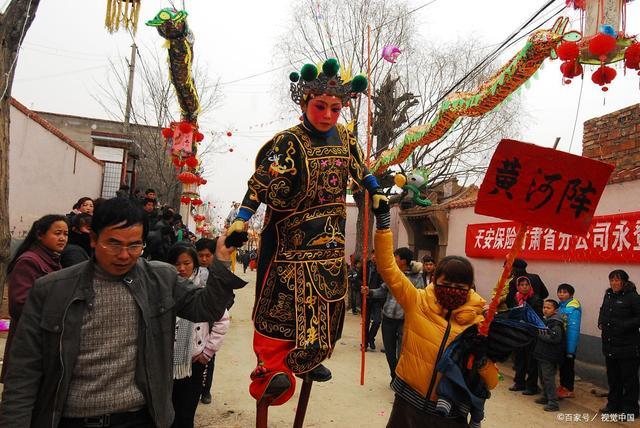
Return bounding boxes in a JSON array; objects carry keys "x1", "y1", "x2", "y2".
[{"x1": 194, "y1": 269, "x2": 630, "y2": 427}]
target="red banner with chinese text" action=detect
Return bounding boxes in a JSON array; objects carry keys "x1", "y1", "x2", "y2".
[
  {"x1": 465, "y1": 211, "x2": 640, "y2": 263},
  {"x1": 475, "y1": 139, "x2": 614, "y2": 235}
]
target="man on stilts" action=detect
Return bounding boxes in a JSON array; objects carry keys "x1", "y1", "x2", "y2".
[{"x1": 227, "y1": 58, "x2": 387, "y2": 427}]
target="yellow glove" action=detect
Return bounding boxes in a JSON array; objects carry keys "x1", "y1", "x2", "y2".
[
  {"x1": 372, "y1": 193, "x2": 389, "y2": 211},
  {"x1": 227, "y1": 219, "x2": 246, "y2": 236}
]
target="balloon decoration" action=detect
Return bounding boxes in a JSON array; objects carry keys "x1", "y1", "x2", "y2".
[
  {"x1": 105, "y1": 0, "x2": 141, "y2": 33},
  {"x1": 394, "y1": 169, "x2": 432, "y2": 207},
  {"x1": 381, "y1": 45, "x2": 401, "y2": 63}
]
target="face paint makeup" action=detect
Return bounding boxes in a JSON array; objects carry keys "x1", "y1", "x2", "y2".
[{"x1": 304, "y1": 95, "x2": 343, "y2": 132}]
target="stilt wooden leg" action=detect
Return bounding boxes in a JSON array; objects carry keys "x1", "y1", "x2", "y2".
[
  {"x1": 292, "y1": 376, "x2": 314, "y2": 428},
  {"x1": 256, "y1": 396, "x2": 273, "y2": 428}
]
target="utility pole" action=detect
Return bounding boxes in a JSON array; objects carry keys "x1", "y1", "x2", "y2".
[
  {"x1": 123, "y1": 43, "x2": 137, "y2": 133},
  {"x1": 122, "y1": 43, "x2": 137, "y2": 188}
]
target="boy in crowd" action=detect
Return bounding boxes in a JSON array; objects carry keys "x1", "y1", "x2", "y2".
[
  {"x1": 557, "y1": 283, "x2": 581, "y2": 398},
  {"x1": 532, "y1": 299, "x2": 566, "y2": 412}
]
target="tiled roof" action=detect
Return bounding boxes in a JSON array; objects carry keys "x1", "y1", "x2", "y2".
[{"x1": 10, "y1": 98, "x2": 103, "y2": 166}]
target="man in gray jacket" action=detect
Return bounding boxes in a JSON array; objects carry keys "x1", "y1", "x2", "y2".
[
  {"x1": 370, "y1": 247, "x2": 424, "y2": 384},
  {"x1": 0, "y1": 197, "x2": 246, "y2": 428}
]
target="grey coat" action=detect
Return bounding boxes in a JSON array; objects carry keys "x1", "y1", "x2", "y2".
[
  {"x1": 0, "y1": 258, "x2": 245, "y2": 428},
  {"x1": 372, "y1": 261, "x2": 424, "y2": 319}
]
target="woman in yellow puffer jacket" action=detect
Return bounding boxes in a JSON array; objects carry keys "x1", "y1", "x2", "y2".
[{"x1": 374, "y1": 222, "x2": 499, "y2": 427}]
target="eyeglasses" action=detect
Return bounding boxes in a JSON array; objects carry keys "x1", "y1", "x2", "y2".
[{"x1": 99, "y1": 242, "x2": 145, "y2": 256}]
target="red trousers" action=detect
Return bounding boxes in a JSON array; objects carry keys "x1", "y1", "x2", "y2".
[{"x1": 249, "y1": 332, "x2": 297, "y2": 406}]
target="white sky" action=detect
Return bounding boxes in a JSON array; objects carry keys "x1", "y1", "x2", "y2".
[{"x1": 11, "y1": 0, "x2": 640, "y2": 223}]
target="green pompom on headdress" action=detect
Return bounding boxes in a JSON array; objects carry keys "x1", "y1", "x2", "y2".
[{"x1": 290, "y1": 58, "x2": 368, "y2": 105}]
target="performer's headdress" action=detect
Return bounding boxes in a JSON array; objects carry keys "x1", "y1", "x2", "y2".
[{"x1": 289, "y1": 58, "x2": 368, "y2": 105}]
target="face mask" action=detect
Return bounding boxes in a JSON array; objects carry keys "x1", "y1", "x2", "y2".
[{"x1": 434, "y1": 285, "x2": 469, "y2": 310}]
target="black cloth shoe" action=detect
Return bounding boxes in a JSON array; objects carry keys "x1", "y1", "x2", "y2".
[
  {"x1": 534, "y1": 397, "x2": 548, "y2": 405},
  {"x1": 369, "y1": 341, "x2": 376, "y2": 350},
  {"x1": 200, "y1": 393, "x2": 212, "y2": 404},
  {"x1": 599, "y1": 406, "x2": 618, "y2": 414},
  {"x1": 297, "y1": 364, "x2": 332, "y2": 382},
  {"x1": 264, "y1": 373, "x2": 292, "y2": 397},
  {"x1": 509, "y1": 384, "x2": 526, "y2": 391},
  {"x1": 522, "y1": 388, "x2": 540, "y2": 396}
]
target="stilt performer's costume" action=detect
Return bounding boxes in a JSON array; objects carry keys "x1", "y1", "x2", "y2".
[{"x1": 227, "y1": 59, "x2": 386, "y2": 411}]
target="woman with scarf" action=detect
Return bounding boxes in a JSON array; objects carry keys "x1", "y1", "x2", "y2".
[
  {"x1": 168, "y1": 244, "x2": 230, "y2": 428},
  {"x1": 507, "y1": 276, "x2": 543, "y2": 395},
  {"x1": 1, "y1": 214, "x2": 68, "y2": 382},
  {"x1": 372, "y1": 200, "x2": 499, "y2": 427}
]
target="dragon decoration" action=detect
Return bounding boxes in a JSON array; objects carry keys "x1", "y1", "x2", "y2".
[
  {"x1": 105, "y1": 0, "x2": 142, "y2": 33},
  {"x1": 372, "y1": 11, "x2": 640, "y2": 179},
  {"x1": 146, "y1": 8, "x2": 209, "y2": 233}
]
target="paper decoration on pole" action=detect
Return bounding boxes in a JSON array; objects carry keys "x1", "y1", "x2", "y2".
[
  {"x1": 475, "y1": 139, "x2": 614, "y2": 235},
  {"x1": 381, "y1": 45, "x2": 401, "y2": 63},
  {"x1": 105, "y1": 0, "x2": 141, "y2": 33},
  {"x1": 465, "y1": 210, "x2": 640, "y2": 264},
  {"x1": 393, "y1": 169, "x2": 432, "y2": 207},
  {"x1": 146, "y1": 8, "x2": 200, "y2": 123}
]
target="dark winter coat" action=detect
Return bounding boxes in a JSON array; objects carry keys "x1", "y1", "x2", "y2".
[
  {"x1": 507, "y1": 271, "x2": 549, "y2": 302},
  {"x1": 506, "y1": 291, "x2": 544, "y2": 318},
  {"x1": 1, "y1": 245, "x2": 61, "y2": 381},
  {"x1": 598, "y1": 285, "x2": 640, "y2": 359},
  {"x1": 0, "y1": 258, "x2": 245, "y2": 428},
  {"x1": 533, "y1": 312, "x2": 565, "y2": 364}
]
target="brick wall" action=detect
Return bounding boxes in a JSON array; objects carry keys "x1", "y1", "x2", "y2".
[{"x1": 582, "y1": 103, "x2": 640, "y2": 170}]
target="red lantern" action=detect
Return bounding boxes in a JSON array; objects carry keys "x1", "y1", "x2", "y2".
[
  {"x1": 229, "y1": 148, "x2": 234, "y2": 152},
  {"x1": 556, "y1": 41, "x2": 579, "y2": 61},
  {"x1": 560, "y1": 60, "x2": 583, "y2": 83},
  {"x1": 180, "y1": 196, "x2": 191, "y2": 205},
  {"x1": 591, "y1": 65, "x2": 617, "y2": 91},
  {"x1": 200, "y1": 178, "x2": 207, "y2": 185},
  {"x1": 194, "y1": 214, "x2": 206, "y2": 222},
  {"x1": 588, "y1": 33, "x2": 617, "y2": 61},
  {"x1": 194, "y1": 132, "x2": 205, "y2": 142},
  {"x1": 624, "y1": 42, "x2": 640, "y2": 72},
  {"x1": 185, "y1": 157, "x2": 198, "y2": 168},
  {"x1": 192, "y1": 198, "x2": 203, "y2": 206},
  {"x1": 179, "y1": 122, "x2": 193, "y2": 134},
  {"x1": 177, "y1": 172, "x2": 198, "y2": 184},
  {"x1": 226, "y1": 131, "x2": 232, "y2": 137},
  {"x1": 172, "y1": 157, "x2": 181, "y2": 167},
  {"x1": 161, "y1": 127, "x2": 173, "y2": 138}
]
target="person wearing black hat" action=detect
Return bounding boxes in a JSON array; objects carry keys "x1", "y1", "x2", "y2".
[{"x1": 506, "y1": 258, "x2": 549, "y2": 306}]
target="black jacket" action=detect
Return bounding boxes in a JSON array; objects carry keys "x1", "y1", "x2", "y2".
[
  {"x1": 0, "y1": 258, "x2": 245, "y2": 428},
  {"x1": 598, "y1": 285, "x2": 640, "y2": 359},
  {"x1": 507, "y1": 271, "x2": 548, "y2": 302},
  {"x1": 506, "y1": 292, "x2": 544, "y2": 318},
  {"x1": 533, "y1": 313, "x2": 565, "y2": 364}
]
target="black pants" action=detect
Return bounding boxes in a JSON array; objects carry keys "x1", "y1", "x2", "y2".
[
  {"x1": 172, "y1": 361, "x2": 207, "y2": 428},
  {"x1": 386, "y1": 395, "x2": 467, "y2": 428},
  {"x1": 538, "y1": 360, "x2": 558, "y2": 404},
  {"x1": 513, "y1": 342, "x2": 538, "y2": 391},
  {"x1": 559, "y1": 355, "x2": 575, "y2": 391},
  {"x1": 349, "y1": 286, "x2": 361, "y2": 313},
  {"x1": 382, "y1": 317, "x2": 404, "y2": 380},
  {"x1": 605, "y1": 356, "x2": 640, "y2": 414},
  {"x1": 201, "y1": 355, "x2": 215, "y2": 398},
  {"x1": 365, "y1": 299, "x2": 382, "y2": 346}
]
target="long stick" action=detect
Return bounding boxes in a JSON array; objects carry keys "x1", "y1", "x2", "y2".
[
  {"x1": 478, "y1": 222, "x2": 528, "y2": 336},
  {"x1": 360, "y1": 24, "x2": 373, "y2": 386},
  {"x1": 292, "y1": 377, "x2": 313, "y2": 428}
]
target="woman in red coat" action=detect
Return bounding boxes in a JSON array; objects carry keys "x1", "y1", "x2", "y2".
[{"x1": 0, "y1": 215, "x2": 68, "y2": 382}]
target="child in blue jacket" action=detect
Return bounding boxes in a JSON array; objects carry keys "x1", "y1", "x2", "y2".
[{"x1": 557, "y1": 283, "x2": 582, "y2": 398}]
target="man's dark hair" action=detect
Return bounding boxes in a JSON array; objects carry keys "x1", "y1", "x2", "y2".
[
  {"x1": 422, "y1": 255, "x2": 435, "y2": 264},
  {"x1": 92, "y1": 197, "x2": 148, "y2": 239},
  {"x1": 557, "y1": 283, "x2": 575, "y2": 295},
  {"x1": 72, "y1": 213, "x2": 92, "y2": 230},
  {"x1": 394, "y1": 247, "x2": 414, "y2": 266},
  {"x1": 143, "y1": 198, "x2": 155, "y2": 206},
  {"x1": 161, "y1": 207, "x2": 174, "y2": 222},
  {"x1": 544, "y1": 299, "x2": 559, "y2": 309},
  {"x1": 195, "y1": 237, "x2": 217, "y2": 253},
  {"x1": 433, "y1": 256, "x2": 474, "y2": 288},
  {"x1": 145, "y1": 188, "x2": 156, "y2": 195}
]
